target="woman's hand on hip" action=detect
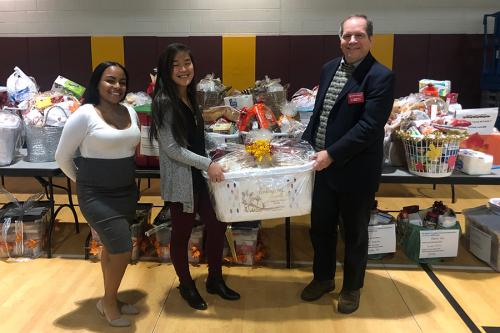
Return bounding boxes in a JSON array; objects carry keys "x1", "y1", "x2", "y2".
[{"x1": 208, "y1": 162, "x2": 225, "y2": 182}]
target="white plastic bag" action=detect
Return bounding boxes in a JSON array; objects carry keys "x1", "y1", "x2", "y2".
[{"x1": 6, "y1": 67, "x2": 38, "y2": 105}]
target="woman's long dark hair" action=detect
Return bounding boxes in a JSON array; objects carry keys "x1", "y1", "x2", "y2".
[
  {"x1": 82, "y1": 61, "x2": 129, "y2": 105},
  {"x1": 149, "y1": 43, "x2": 201, "y2": 147}
]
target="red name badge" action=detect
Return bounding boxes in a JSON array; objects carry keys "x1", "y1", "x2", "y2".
[{"x1": 348, "y1": 92, "x2": 364, "y2": 104}]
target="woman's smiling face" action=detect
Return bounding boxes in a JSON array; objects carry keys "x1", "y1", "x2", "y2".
[
  {"x1": 171, "y1": 51, "x2": 194, "y2": 89},
  {"x1": 98, "y1": 65, "x2": 127, "y2": 105}
]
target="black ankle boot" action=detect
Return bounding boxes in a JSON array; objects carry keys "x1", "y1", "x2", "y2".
[
  {"x1": 206, "y1": 278, "x2": 240, "y2": 300},
  {"x1": 178, "y1": 284, "x2": 208, "y2": 310}
]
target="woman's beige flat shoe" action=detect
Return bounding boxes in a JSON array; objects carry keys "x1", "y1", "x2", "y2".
[
  {"x1": 96, "y1": 299, "x2": 131, "y2": 327},
  {"x1": 118, "y1": 300, "x2": 140, "y2": 315}
]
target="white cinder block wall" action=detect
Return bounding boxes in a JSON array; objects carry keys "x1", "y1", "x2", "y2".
[{"x1": 0, "y1": 0, "x2": 498, "y2": 36}]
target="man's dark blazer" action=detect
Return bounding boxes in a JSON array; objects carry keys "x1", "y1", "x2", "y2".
[{"x1": 302, "y1": 52, "x2": 395, "y2": 193}]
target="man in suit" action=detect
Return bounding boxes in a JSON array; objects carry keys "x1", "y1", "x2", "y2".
[{"x1": 301, "y1": 14, "x2": 395, "y2": 314}]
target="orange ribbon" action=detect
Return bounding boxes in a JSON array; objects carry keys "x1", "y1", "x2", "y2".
[
  {"x1": 25, "y1": 239, "x2": 39, "y2": 249},
  {"x1": 191, "y1": 246, "x2": 201, "y2": 259},
  {"x1": 88, "y1": 239, "x2": 102, "y2": 256}
]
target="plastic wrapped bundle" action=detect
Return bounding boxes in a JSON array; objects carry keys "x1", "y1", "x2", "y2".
[
  {"x1": 0, "y1": 110, "x2": 22, "y2": 166},
  {"x1": 145, "y1": 223, "x2": 204, "y2": 263},
  {"x1": 223, "y1": 221, "x2": 264, "y2": 265},
  {"x1": 251, "y1": 76, "x2": 288, "y2": 119},
  {"x1": 196, "y1": 74, "x2": 230, "y2": 110}
]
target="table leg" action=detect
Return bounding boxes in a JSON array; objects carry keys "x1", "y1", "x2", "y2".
[
  {"x1": 451, "y1": 184, "x2": 456, "y2": 203},
  {"x1": 62, "y1": 177, "x2": 79, "y2": 233},
  {"x1": 47, "y1": 176, "x2": 55, "y2": 258},
  {"x1": 84, "y1": 230, "x2": 91, "y2": 260},
  {"x1": 40, "y1": 177, "x2": 80, "y2": 233},
  {"x1": 285, "y1": 217, "x2": 291, "y2": 268}
]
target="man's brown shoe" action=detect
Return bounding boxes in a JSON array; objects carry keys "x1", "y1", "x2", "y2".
[
  {"x1": 300, "y1": 279, "x2": 335, "y2": 301},
  {"x1": 338, "y1": 289, "x2": 360, "y2": 314}
]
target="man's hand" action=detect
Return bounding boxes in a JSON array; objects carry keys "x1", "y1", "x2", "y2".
[{"x1": 311, "y1": 150, "x2": 333, "y2": 171}]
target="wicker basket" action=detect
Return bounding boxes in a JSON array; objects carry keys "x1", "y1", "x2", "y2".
[
  {"x1": 401, "y1": 136, "x2": 462, "y2": 177},
  {"x1": 197, "y1": 86, "x2": 231, "y2": 110},
  {"x1": 25, "y1": 106, "x2": 66, "y2": 163},
  {"x1": 197, "y1": 91, "x2": 223, "y2": 110}
]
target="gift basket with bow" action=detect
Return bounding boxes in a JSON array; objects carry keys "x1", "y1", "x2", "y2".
[{"x1": 0, "y1": 188, "x2": 49, "y2": 261}]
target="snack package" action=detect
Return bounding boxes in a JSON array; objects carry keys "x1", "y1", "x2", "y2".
[
  {"x1": 51, "y1": 76, "x2": 85, "y2": 99},
  {"x1": 238, "y1": 102, "x2": 280, "y2": 133},
  {"x1": 418, "y1": 79, "x2": 451, "y2": 98}
]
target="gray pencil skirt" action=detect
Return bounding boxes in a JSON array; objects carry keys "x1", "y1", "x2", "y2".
[{"x1": 76, "y1": 157, "x2": 138, "y2": 254}]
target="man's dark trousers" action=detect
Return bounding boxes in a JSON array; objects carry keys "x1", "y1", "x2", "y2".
[{"x1": 310, "y1": 170, "x2": 375, "y2": 291}]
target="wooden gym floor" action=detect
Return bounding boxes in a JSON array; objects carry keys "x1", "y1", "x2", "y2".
[{"x1": 0, "y1": 177, "x2": 499, "y2": 333}]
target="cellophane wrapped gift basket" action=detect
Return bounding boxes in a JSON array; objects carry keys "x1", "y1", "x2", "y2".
[
  {"x1": 142, "y1": 205, "x2": 204, "y2": 264},
  {"x1": 249, "y1": 76, "x2": 288, "y2": 119},
  {"x1": 392, "y1": 93, "x2": 469, "y2": 177},
  {"x1": 223, "y1": 221, "x2": 265, "y2": 266},
  {"x1": 196, "y1": 73, "x2": 230, "y2": 111},
  {"x1": 0, "y1": 190, "x2": 50, "y2": 261},
  {"x1": 205, "y1": 129, "x2": 315, "y2": 223},
  {"x1": 145, "y1": 223, "x2": 204, "y2": 264}
]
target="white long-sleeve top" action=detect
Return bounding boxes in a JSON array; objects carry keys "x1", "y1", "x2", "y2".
[{"x1": 55, "y1": 103, "x2": 140, "y2": 182}]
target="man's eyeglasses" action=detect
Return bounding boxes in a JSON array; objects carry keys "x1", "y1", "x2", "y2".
[{"x1": 341, "y1": 33, "x2": 368, "y2": 41}]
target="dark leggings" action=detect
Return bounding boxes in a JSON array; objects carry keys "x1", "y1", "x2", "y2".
[{"x1": 169, "y1": 186, "x2": 227, "y2": 286}]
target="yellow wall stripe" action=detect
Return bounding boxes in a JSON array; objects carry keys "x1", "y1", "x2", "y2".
[
  {"x1": 91, "y1": 36, "x2": 125, "y2": 69},
  {"x1": 222, "y1": 35, "x2": 256, "y2": 91},
  {"x1": 371, "y1": 34, "x2": 394, "y2": 70}
]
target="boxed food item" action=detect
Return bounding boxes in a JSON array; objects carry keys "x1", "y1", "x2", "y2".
[
  {"x1": 418, "y1": 79, "x2": 451, "y2": 98},
  {"x1": 52, "y1": 75, "x2": 85, "y2": 98},
  {"x1": 224, "y1": 95, "x2": 253, "y2": 110},
  {"x1": 0, "y1": 200, "x2": 51, "y2": 259},
  {"x1": 463, "y1": 205, "x2": 500, "y2": 272},
  {"x1": 207, "y1": 162, "x2": 314, "y2": 222},
  {"x1": 456, "y1": 149, "x2": 493, "y2": 175}
]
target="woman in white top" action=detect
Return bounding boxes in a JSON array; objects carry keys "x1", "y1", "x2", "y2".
[{"x1": 55, "y1": 62, "x2": 140, "y2": 327}]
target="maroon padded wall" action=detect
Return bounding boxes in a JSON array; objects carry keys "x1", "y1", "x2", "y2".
[
  {"x1": 0, "y1": 37, "x2": 91, "y2": 91},
  {"x1": 124, "y1": 36, "x2": 222, "y2": 93}
]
